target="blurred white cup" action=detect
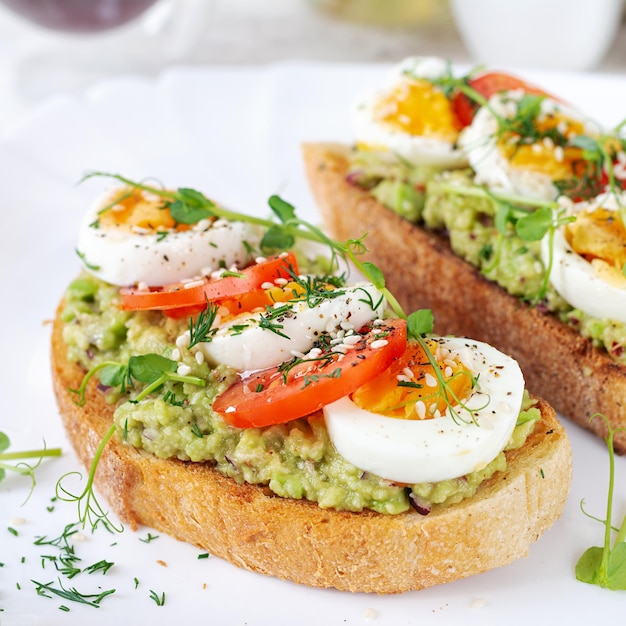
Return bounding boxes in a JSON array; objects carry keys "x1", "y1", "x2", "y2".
[{"x1": 451, "y1": 0, "x2": 624, "y2": 71}]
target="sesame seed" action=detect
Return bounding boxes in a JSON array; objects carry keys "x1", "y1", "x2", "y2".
[
  {"x1": 176, "y1": 332, "x2": 190, "y2": 349},
  {"x1": 370, "y1": 339, "x2": 388, "y2": 349},
  {"x1": 274, "y1": 277, "x2": 289, "y2": 286},
  {"x1": 415, "y1": 401, "x2": 426, "y2": 419},
  {"x1": 132, "y1": 225, "x2": 151, "y2": 234},
  {"x1": 195, "y1": 351, "x2": 205, "y2": 365},
  {"x1": 403, "y1": 367, "x2": 414, "y2": 379},
  {"x1": 261, "y1": 282, "x2": 274, "y2": 290},
  {"x1": 425, "y1": 373, "x2": 437, "y2": 387},
  {"x1": 184, "y1": 279, "x2": 206, "y2": 290},
  {"x1": 444, "y1": 366, "x2": 453, "y2": 377},
  {"x1": 554, "y1": 146, "x2": 564, "y2": 163},
  {"x1": 255, "y1": 256, "x2": 267, "y2": 264},
  {"x1": 194, "y1": 219, "x2": 211, "y2": 231},
  {"x1": 177, "y1": 363, "x2": 192, "y2": 376},
  {"x1": 171, "y1": 348, "x2": 181, "y2": 361},
  {"x1": 142, "y1": 191, "x2": 161, "y2": 203},
  {"x1": 343, "y1": 335, "x2": 361, "y2": 346}
]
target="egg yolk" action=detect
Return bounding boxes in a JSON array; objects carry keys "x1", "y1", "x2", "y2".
[
  {"x1": 99, "y1": 189, "x2": 190, "y2": 233},
  {"x1": 498, "y1": 114, "x2": 586, "y2": 180},
  {"x1": 373, "y1": 78, "x2": 462, "y2": 142},
  {"x1": 217, "y1": 281, "x2": 310, "y2": 319},
  {"x1": 566, "y1": 207, "x2": 626, "y2": 286},
  {"x1": 351, "y1": 339, "x2": 474, "y2": 420}
]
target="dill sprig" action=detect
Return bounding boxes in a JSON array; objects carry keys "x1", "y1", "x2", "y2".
[
  {"x1": 32, "y1": 578, "x2": 115, "y2": 608},
  {"x1": 188, "y1": 301, "x2": 220, "y2": 348}
]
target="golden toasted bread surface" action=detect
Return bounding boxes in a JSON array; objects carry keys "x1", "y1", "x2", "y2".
[{"x1": 52, "y1": 302, "x2": 572, "y2": 593}]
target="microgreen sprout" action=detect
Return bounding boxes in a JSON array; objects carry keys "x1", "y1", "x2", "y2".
[
  {"x1": 69, "y1": 353, "x2": 206, "y2": 406},
  {"x1": 56, "y1": 425, "x2": 122, "y2": 534},
  {"x1": 433, "y1": 181, "x2": 575, "y2": 301},
  {"x1": 0, "y1": 432, "x2": 62, "y2": 503},
  {"x1": 575, "y1": 416, "x2": 626, "y2": 590}
]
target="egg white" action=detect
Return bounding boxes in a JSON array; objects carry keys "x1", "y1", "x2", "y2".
[
  {"x1": 459, "y1": 92, "x2": 600, "y2": 201},
  {"x1": 542, "y1": 192, "x2": 626, "y2": 324},
  {"x1": 198, "y1": 282, "x2": 385, "y2": 372},
  {"x1": 77, "y1": 192, "x2": 262, "y2": 287},
  {"x1": 323, "y1": 337, "x2": 524, "y2": 484},
  {"x1": 352, "y1": 56, "x2": 468, "y2": 169}
]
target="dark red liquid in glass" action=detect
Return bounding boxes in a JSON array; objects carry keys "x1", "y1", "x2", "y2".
[{"x1": 1, "y1": 0, "x2": 160, "y2": 33}]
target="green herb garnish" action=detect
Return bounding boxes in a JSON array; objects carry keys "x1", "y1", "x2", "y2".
[
  {"x1": 188, "y1": 301, "x2": 220, "y2": 348},
  {"x1": 69, "y1": 353, "x2": 205, "y2": 406},
  {"x1": 149, "y1": 589, "x2": 166, "y2": 606},
  {"x1": 32, "y1": 578, "x2": 115, "y2": 608},
  {"x1": 575, "y1": 416, "x2": 626, "y2": 590},
  {"x1": 0, "y1": 431, "x2": 62, "y2": 502}
]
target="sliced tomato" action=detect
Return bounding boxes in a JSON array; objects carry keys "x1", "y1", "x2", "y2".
[
  {"x1": 213, "y1": 318, "x2": 408, "y2": 428},
  {"x1": 119, "y1": 252, "x2": 299, "y2": 313},
  {"x1": 452, "y1": 72, "x2": 553, "y2": 127}
]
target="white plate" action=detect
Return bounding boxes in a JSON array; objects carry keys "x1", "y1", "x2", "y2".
[{"x1": 0, "y1": 63, "x2": 624, "y2": 625}]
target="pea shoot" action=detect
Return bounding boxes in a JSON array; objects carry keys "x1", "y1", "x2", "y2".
[
  {"x1": 576, "y1": 417, "x2": 626, "y2": 591},
  {"x1": 0, "y1": 431, "x2": 62, "y2": 502}
]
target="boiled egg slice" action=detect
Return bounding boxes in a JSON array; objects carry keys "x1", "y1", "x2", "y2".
[
  {"x1": 542, "y1": 191, "x2": 626, "y2": 323},
  {"x1": 324, "y1": 336, "x2": 524, "y2": 484},
  {"x1": 198, "y1": 282, "x2": 385, "y2": 372},
  {"x1": 459, "y1": 91, "x2": 600, "y2": 200},
  {"x1": 352, "y1": 56, "x2": 467, "y2": 169},
  {"x1": 77, "y1": 186, "x2": 262, "y2": 286}
]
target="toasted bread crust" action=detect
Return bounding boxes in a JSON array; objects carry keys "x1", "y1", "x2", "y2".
[
  {"x1": 52, "y1": 291, "x2": 571, "y2": 594},
  {"x1": 302, "y1": 142, "x2": 626, "y2": 454}
]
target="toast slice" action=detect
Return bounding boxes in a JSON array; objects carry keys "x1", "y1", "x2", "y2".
[
  {"x1": 51, "y1": 303, "x2": 571, "y2": 594},
  {"x1": 302, "y1": 142, "x2": 626, "y2": 454}
]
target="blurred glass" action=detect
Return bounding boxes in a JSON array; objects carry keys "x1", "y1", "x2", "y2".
[
  {"x1": 1, "y1": 0, "x2": 214, "y2": 101},
  {"x1": 0, "y1": 0, "x2": 160, "y2": 33},
  {"x1": 310, "y1": 0, "x2": 450, "y2": 27}
]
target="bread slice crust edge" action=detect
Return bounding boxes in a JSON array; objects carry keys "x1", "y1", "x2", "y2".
[
  {"x1": 302, "y1": 141, "x2": 626, "y2": 454},
  {"x1": 51, "y1": 287, "x2": 572, "y2": 594}
]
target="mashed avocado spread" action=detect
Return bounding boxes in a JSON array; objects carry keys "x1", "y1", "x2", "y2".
[
  {"x1": 349, "y1": 151, "x2": 626, "y2": 365},
  {"x1": 61, "y1": 273, "x2": 539, "y2": 516}
]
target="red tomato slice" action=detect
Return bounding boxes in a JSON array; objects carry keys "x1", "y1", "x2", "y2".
[
  {"x1": 213, "y1": 318, "x2": 407, "y2": 428},
  {"x1": 119, "y1": 252, "x2": 299, "y2": 312},
  {"x1": 452, "y1": 72, "x2": 553, "y2": 127}
]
